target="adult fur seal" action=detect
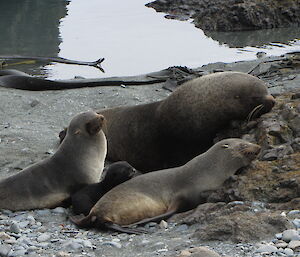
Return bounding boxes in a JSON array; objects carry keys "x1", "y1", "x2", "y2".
[
  {"x1": 71, "y1": 161, "x2": 140, "y2": 215},
  {"x1": 60, "y1": 71, "x2": 273, "y2": 172},
  {"x1": 0, "y1": 111, "x2": 107, "y2": 211},
  {"x1": 71, "y1": 138, "x2": 261, "y2": 233}
]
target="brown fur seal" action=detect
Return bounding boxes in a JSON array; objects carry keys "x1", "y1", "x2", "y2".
[
  {"x1": 0, "y1": 111, "x2": 107, "y2": 211},
  {"x1": 71, "y1": 161, "x2": 141, "y2": 215},
  {"x1": 60, "y1": 71, "x2": 274, "y2": 172},
  {"x1": 71, "y1": 138, "x2": 261, "y2": 233}
]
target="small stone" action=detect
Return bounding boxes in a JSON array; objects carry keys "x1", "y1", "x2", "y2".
[
  {"x1": 0, "y1": 232, "x2": 12, "y2": 240},
  {"x1": 159, "y1": 220, "x2": 168, "y2": 229},
  {"x1": 276, "y1": 233, "x2": 283, "y2": 240},
  {"x1": 178, "y1": 247, "x2": 221, "y2": 257},
  {"x1": 38, "y1": 242, "x2": 50, "y2": 248},
  {"x1": 262, "y1": 150, "x2": 278, "y2": 161},
  {"x1": 30, "y1": 100, "x2": 40, "y2": 107},
  {"x1": 36, "y1": 209, "x2": 51, "y2": 216},
  {"x1": 10, "y1": 249, "x2": 27, "y2": 256},
  {"x1": 63, "y1": 241, "x2": 83, "y2": 250},
  {"x1": 228, "y1": 201, "x2": 244, "y2": 206},
  {"x1": 17, "y1": 235, "x2": 32, "y2": 245},
  {"x1": 282, "y1": 229, "x2": 300, "y2": 242},
  {"x1": 18, "y1": 220, "x2": 30, "y2": 228},
  {"x1": 12, "y1": 213, "x2": 27, "y2": 221},
  {"x1": 37, "y1": 233, "x2": 51, "y2": 242},
  {"x1": 0, "y1": 209, "x2": 12, "y2": 215},
  {"x1": 179, "y1": 249, "x2": 191, "y2": 256},
  {"x1": 288, "y1": 210, "x2": 300, "y2": 216},
  {"x1": 117, "y1": 233, "x2": 129, "y2": 241},
  {"x1": 176, "y1": 224, "x2": 189, "y2": 232},
  {"x1": 56, "y1": 252, "x2": 71, "y2": 257},
  {"x1": 256, "y1": 244, "x2": 278, "y2": 253},
  {"x1": 287, "y1": 240, "x2": 300, "y2": 249},
  {"x1": 138, "y1": 239, "x2": 150, "y2": 246},
  {"x1": 148, "y1": 222, "x2": 157, "y2": 227},
  {"x1": 284, "y1": 248, "x2": 294, "y2": 256},
  {"x1": 275, "y1": 241, "x2": 288, "y2": 248},
  {"x1": 291, "y1": 93, "x2": 300, "y2": 99},
  {"x1": 27, "y1": 246, "x2": 38, "y2": 253},
  {"x1": 82, "y1": 239, "x2": 93, "y2": 248},
  {"x1": 26, "y1": 215, "x2": 35, "y2": 222},
  {"x1": 52, "y1": 207, "x2": 66, "y2": 214},
  {"x1": 144, "y1": 222, "x2": 157, "y2": 229},
  {"x1": 10, "y1": 223, "x2": 21, "y2": 234},
  {"x1": 292, "y1": 218, "x2": 300, "y2": 228},
  {"x1": 0, "y1": 244, "x2": 11, "y2": 256},
  {"x1": 102, "y1": 241, "x2": 122, "y2": 248}
]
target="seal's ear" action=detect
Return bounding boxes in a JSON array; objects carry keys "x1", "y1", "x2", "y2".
[{"x1": 86, "y1": 116, "x2": 104, "y2": 135}]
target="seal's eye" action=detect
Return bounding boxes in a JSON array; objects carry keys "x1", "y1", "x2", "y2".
[
  {"x1": 222, "y1": 144, "x2": 229, "y2": 148},
  {"x1": 235, "y1": 95, "x2": 240, "y2": 99}
]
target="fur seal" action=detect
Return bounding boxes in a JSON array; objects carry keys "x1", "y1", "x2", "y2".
[
  {"x1": 0, "y1": 69, "x2": 166, "y2": 91},
  {"x1": 71, "y1": 138, "x2": 261, "y2": 233},
  {"x1": 71, "y1": 161, "x2": 140, "y2": 215},
  {"x1": 85, "y1": 71, "x2": 274, "y2": 172},
  {"x1": 0, "y1": 111, "x2": 107, "y2": 211}
]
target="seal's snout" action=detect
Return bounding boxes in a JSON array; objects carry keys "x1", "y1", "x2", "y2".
[
  {"x1": 263, "y1": 94, "x2": 275, "y2": 112},
  {"x1": 96, "y1": 114, "x2": 105, "y2": 125},
  {"x1": 86, "y1": 114, "x2": 105, "y2": 136},
  {"x1": 243, "y1": 144, "x2": 261, "y2": 160},
  {"x1": 253, "y1": 145, "x2": 261, "y2": 155}
]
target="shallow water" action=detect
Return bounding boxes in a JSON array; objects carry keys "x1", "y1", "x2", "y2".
[{"x1": 1, "y1": 0, "x2": 299, "y2": 79}]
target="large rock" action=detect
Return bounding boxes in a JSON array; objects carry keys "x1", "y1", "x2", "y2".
[
  {"x1": 209, "y1": 91, "x2": 300, "y2": 203},
  {"x1": 171, "y1": 202, "x2": 292, "y2": 243},
  {"x1": 147, "y1": 0, "x2": 300, "y2": 31}
]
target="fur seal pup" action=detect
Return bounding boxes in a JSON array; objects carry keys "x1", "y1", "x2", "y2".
[
  {"x1": 71, "y1": 138, "x2": 261, "y2": 233},
  {"x1": 0, "y1": 111, "x2": 107, "y2": 211},
  {"x1": 71, "y1": 161, "x2": 140, "y2": 215}
]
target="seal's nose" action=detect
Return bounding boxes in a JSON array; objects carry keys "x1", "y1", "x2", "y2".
[
  {"x1": 266, "y1": 94, "x2": 275, "y2": 107},
  {"x1": 263, "y1": 94, "x2": 275, "y2": 113},
  {"x1": 254, "y1": 145, "x2": 261, "y2": 155}
]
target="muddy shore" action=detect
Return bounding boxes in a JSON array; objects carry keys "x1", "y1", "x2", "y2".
[{"x1": 0, "y1": 53, "x2": 300, "y2": 256}]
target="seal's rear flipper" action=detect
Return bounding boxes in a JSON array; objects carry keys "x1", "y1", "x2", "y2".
[{"x1": 104, "y1": 222, "x2": 147, "y2": 234}]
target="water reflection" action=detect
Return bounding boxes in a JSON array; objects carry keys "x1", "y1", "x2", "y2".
[
  {"x1": 0, "y1": 0, "x2": 299, "y2": 79},
  {"x1": 205, "y1": 27, "x2": 300, "y2": 48},
  {"x1": 0, "y1": 0, "x2": 68, "y2": 75}
]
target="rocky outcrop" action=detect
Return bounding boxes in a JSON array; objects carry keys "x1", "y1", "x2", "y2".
[
  {"x1": 171, "y1": 202, "x2": 292, "y2": 242},
  {"x1": 146, "y1": 0, "x2": 300, "y2": 31},
  {"x1": 207, "y1": 91, "x2": 300, "y2": 204}
]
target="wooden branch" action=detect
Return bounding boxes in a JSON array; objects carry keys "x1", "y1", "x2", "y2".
[{"x1": 0, "y1": 56, "x2": 105, "y2": 72}]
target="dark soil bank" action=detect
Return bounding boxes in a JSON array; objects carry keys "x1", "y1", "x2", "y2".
[{"x1": 147, "y1": 0, "x2": 300, "y2": 31}]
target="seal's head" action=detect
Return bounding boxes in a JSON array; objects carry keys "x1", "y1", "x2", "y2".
[
  {"x1": 213, "y1": 138, "x2": 261, "y2": 168},
  {"x1": 100, "y1": 161, "x2": 139, "y2": 186},
  {"x1": 67, "y1": 111, "x2": 105, "y2": 138},
  {"x1": 224, "y1": 72, "x2": 275, "y2": 118}
]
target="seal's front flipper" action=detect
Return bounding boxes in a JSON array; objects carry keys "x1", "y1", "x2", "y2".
[
  {"x1": 69, "y1": 214, "x2": 95, "y2": 228},
  {"x1": 105, "y1": 222, "x2": 147, "y2": 234},
  {"x1": 126, "y1": 209, "x2": 177, "y2": 227}
]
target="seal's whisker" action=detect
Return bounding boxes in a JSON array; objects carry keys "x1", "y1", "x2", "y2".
[{"x1": 247, "y1": 104, "x2": 264, "y2": 122}]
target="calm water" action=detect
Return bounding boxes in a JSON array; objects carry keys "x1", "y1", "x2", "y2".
[{"x1": 1, "y1": 0, "x2": 299, "y2": 79}]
